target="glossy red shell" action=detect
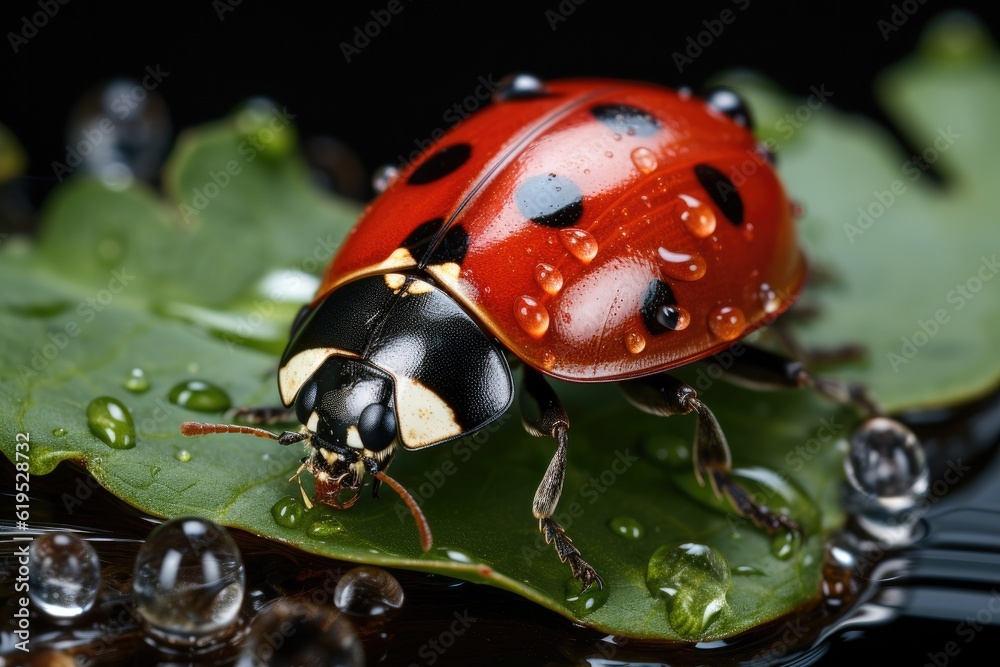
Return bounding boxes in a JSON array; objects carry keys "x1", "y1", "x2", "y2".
[{"x1": 318, "y1": 79, "x2": 805, "y2": 382}]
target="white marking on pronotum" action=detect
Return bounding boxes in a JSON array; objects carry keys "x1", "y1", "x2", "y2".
[
  {"x1": 278, "y1": 347, "x2": 358, "y2": 406},
  {"x1": 395, "y1": 376, "x2": 462, "y2": 449}
]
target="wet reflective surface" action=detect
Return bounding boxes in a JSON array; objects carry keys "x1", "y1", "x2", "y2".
[{"x1": 2, "y1": 386, "x2": 999, "y2": 665}]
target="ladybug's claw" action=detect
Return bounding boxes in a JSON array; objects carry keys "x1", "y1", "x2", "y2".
[
  {"x1": 540, "y1": 518, "x2": 604, "y2": 591},
  {"x1": 710, "y1": 470, "x2": 800, "y2": 535}
]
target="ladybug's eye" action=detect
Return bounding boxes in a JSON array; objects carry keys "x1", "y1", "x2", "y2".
[
  {"x1": 294, "y1": 378, "x2": 319, "y2": 425},
  {"x1": 357, "y1": 402, "x2": 396, "y2": 452},
  {"x1": 705, "y1": 87, "x2": 753, "y2": 130}
]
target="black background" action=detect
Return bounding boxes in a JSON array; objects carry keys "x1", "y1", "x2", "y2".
[
  {"x1": 2, "y1": 0, "x2": 996, "y2": 206},
  {"x1": 3, "y1": 1, "x2": 999, "y2": 665}
]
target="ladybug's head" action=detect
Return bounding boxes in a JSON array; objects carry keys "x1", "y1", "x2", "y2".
[
  {"x1": 288, "y1": 356, "x2": 399, "y2": 510},
  {"x1": 180, "y1": 273, "x2": 514, "y2": 552}
]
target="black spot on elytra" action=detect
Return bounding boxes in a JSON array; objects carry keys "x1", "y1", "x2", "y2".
[
  {"x1": 591, "y1": 104, "x2": 660, "y2": 137},
  {"x1": 408, "y1": 144, "x2": 472, "y2": 185},
  {"x1": 517, "y1": 173, "x2": 583, "y2": 228},
  {"x1": 640, "y1": 280, "x2": 681, "y2": 335},
  {"x1": 402, "y1": 218, "x2": 470, "y2": 267},
  {"x1": 428, "y1": 224, "x2": 470, "y2": 266},
  {"x1": 402, "y1": 218, "x2": 445, "y2": 257},
  {"x1": 694, "y1": 164, "x2": 744, "y2": 225}
]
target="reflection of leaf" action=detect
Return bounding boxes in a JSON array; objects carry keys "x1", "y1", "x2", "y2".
[
  {"x1": 2, "y1": 15, "x2": 997, "y2": 641},
  {"x1": 720, "y1": 13, "x2": 1000, "y2": 412}
]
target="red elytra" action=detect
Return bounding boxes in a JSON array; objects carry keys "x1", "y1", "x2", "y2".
[{"x1": 320, "y1": 78, "x2": 805, "y2": 381}]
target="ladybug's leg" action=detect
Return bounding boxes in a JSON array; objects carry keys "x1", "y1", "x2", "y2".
[
  {"x1": 520, "y1": 367, "x2": 603, "y2": 591},
  {"x1": 620, "y1": 373, "x2": 797, "y2": 533},
  {"x1": 725, "y1": 345, "x2": 882, "y2": 417}
]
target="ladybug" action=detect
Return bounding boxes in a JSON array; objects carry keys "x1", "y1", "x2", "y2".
[{"x1": 182, "y1": 74, "x2": 877, "y2": 590}]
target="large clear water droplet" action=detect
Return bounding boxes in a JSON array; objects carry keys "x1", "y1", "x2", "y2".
[
  {"x1": 333, "y1": 566, "x2": 404, "y2": 616},
  {"x1": 86, "y1": 396, "x2": 136, "y2": 449},
  {"x1": 29, "y1": 532, "x2": 101, "y2": 617},
  {"x1": 133, "y1": 517, "x2": 245, "y2": 646},
  {"x1": 646, "y1": 543, "x2": 730, "y2": 638},
  {"x1": 236, "y1": 599, "x2": 364, "y2": 667},
  {"x1": 844, "y1": 417, "x2": 929, "y2": 544}
]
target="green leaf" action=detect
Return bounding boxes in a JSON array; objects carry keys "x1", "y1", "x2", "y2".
[
  {"x1": 718, "y1": 12, "x2": 1000, "y2": 413},
  {"x1": 3, "y1": 16, "x2": 998, "y2": 641}
]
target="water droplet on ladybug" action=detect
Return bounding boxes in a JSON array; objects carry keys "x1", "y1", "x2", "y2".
[
  {"x1": 625, "y1": 331, "x2": 646, "y2": 354},
  {"x1": 133, "y1": 517, "x2": 245, "y2": 645},
  {"x1": 168, "y1": 380, "x2": 232, "y2": 413},
  {"x1": 372, "y1": 164, "x2": 399, "y2": 193},
  {"x1": 513, "y1": 296, "x2": 550, "y2": 338},
  {"x1": 708, "y1": 306, "x2": 745, "y2": 341},
  {"x1": 334, "y1": 566, "x2": 404, "y2": 616},
  {"x1": 534, "y1": 262, "x2": 563, "y2": 295},
  {"x1": 658, "y1": 247, "x2": 706, "y2": 281},
  {"x1": 559, "y1": 228, "x2": 598, "y2": 263},
  {"x1": 87, "y1": 396, "x2": 136, "y2": 449},
  {"x1": 656, "y1": 305, "x2": 690, "y2": 332},
  {"x1": 29, "y1": 532, "x2": 101, "y2": 617},
  {"x1": 630, "y1": 147, "x2": 658, "y2": 174},
  {"x1": 757, "y1": 282, "x2": 781, "y2": 314},
  {"x1": 677, "y1": 194, "x2": 716, "y2": 238},
  {"x1": 541, "y1": 351, "x2": 557, "y2": 370}
]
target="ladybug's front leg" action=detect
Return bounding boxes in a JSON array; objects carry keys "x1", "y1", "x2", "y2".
[
  {"x1": 520, "y1": 367, "x2": 603, "y2": 591},
  {"x1": 620, "y1": 373, "x2": 798, "y2": 533}
]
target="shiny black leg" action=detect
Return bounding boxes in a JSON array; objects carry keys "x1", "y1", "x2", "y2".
[
  {"x1": 520, "y1": 368, "x2": 603, "y2": 590},
  {"x1": 620, "y1": 373, "x2": 798, "y2": 533}
]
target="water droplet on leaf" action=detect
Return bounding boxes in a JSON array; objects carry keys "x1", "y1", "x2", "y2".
[
  {"x1": 87, "y1": 396, "x2": 136, "y2": 449},
  {"x1": 168, "y1": 380, "x2": 232, "y2": 413},
  {"x1": 646, "y1": 543, "x2": 730, "y2": 638}
]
